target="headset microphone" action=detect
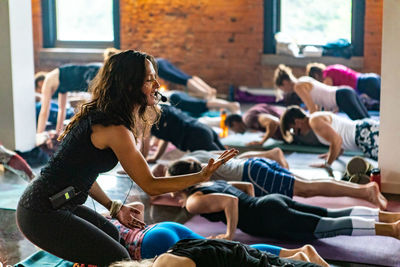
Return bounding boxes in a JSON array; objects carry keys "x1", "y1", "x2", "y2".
[{"x1": 156, "y1": 91, "x2": 168, "y2": 102}]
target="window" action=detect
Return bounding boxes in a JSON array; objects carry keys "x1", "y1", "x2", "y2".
[
  {"x1": 41, "y1": 0, "x2": 120, "y2": 49},
  {"x1": 264, "y1": 0, "x2": 365, "y2": 56}
]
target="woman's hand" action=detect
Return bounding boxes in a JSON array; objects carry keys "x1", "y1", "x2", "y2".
[
  {"x1": 200, "y1": 149, "x2": 238, "y2": 181},
  {"x1": 246, "y1": 140, "x2": 263, "y2": 147},
  {"x1": 207, "y1": 233, "x2": 233, "y2": 240},
  {"x1": 116, "y1": 204, "x2": 146, "y2": 230}
]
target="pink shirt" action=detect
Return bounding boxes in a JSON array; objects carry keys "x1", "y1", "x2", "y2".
[{"x1": 323, "y1": 64, "x2": 360, "y2": 89}]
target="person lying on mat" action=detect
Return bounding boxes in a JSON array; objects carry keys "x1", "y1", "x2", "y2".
[
  {"x1": 104, "y1": 48, "x2": 218, "y2": 100},
  {"x1": 306, "y1": 63, "x2": 381, "y2": 101},
  {"x1": 166, "y1": 177, "x2": 400, "y2": 242},
  {"x1": 105, "y1": 202, "x2": 328, "y2": 266},
  {"x1": 110, "y1": 239, "x2": 323, "y2": 267},
  {"x1": 158, "y1": 151, "x2": 387, "y2": 209},
  {"x1": 142, "y1": 104, "x2": 226, "y2": 163},
  {"x1": 16, "y1": 49, "x2": 238, "y2": 267},
  {"x1": 274, "y1": 64, "x2": 369, "y2": 120},
  {"x1": 225, "y1": 103, "x2": 322, "y2": 147},
  {"x1": 280, "y1": 105, "x2": 379, "y2": 165}
]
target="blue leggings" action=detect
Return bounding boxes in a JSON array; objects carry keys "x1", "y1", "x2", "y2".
[
  {"x1": 156, "y1": 58, "x2": 192, "y2": 85},
  {"x1": 140, "y1": 222, "x2": 282, "y2": 259},
  {"x1": 242, "y1": 158, "x2": 295, "y2": 197},
  {"x1": 357, "y1": 73, "x2": 381, "y2": 100}
]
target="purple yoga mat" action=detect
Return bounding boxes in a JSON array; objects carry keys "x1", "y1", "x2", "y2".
[
  {"x1": 184, "y1": 215, "x2": 400, "y2": 266},
  {"x1": 184, "y1": 196, "x2": 400, "y2": 266}
]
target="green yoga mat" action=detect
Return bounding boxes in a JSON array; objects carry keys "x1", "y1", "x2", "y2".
[
  {"x1": 15, "y1": 250, "x2": 74, "y2": 267},
  {"x1": 0, "y1": 183, "x2": 26, "y2": 210},
  {"x1": 221, "y1": 132, "x2": 363, "y2": 156}
]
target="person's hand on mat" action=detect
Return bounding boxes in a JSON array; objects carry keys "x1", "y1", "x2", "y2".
[
  {"x1": 246, "y1": 140, "x2": 263, "y2": 147},
  {"x1": 310, "y1": 162, "x2": 334, "y2": 177},
  {"x1": 200, "y1": 149, "x2": 238, "y2": 180},
  {"x1": 116, "y1": 205, "x2": 146, "y2": 230},
  {"x1": 207, "y1": 233, "x2": 232, "y2": 240}
]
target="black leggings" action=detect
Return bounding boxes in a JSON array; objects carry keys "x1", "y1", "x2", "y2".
[
  {"x1": 252, "y1": 194, "x2": 327, "y2": 240},
  {"x1": 16, "y1": 204, "x2": 129, "y2": 266},
  {"x1": 183, "y1": 123, "x2": 225, "y2": 151},
  {"x1": 336, "y1": 87, "x2": 369, "y2": 120}
]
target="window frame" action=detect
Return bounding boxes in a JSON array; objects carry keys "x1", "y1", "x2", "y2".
[
  {"x1": 263, "y1": 0, "x2": 365, "y2": 56},
  {"x1": 41, "y1": 0, "x2": 120, "y2": 49}
]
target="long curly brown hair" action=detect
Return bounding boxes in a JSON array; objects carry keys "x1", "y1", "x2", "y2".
[{"x1": 59, "y1": 50, "x2": 159, "y2": 140}]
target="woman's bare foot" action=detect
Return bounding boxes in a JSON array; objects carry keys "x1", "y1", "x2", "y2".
[
  {"x1": 366, "y1": 182, "x2": 388, "y2": 210},
  {"x1": 379, "y1": 210, "x2": 400, "y2": 223},
  {"x1": 299, "y1": 245, "x2": 329, "y2": 267}
]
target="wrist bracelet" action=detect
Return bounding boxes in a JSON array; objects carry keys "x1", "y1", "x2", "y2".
[{"x1": 109, "y1": 200, "x2": 123, "y2": 218}]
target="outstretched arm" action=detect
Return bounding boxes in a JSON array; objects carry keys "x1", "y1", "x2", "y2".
[
  {"x1": 92, "y1": 124, "x2": 238, "y2": 196},
  {"x1": 55, "y1": 92, "x2": 68, "y2": 134},
  {"x1": 186, "y1": 191, "x2": 238, "y2": 240},
  {"x1": 37, "y1": 69, "x2": 59, "y2": 134}
]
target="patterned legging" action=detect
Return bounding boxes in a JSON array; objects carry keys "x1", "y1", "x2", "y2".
[{"x1": 355, "y1": 120, "x2": 379, "y2": 160}]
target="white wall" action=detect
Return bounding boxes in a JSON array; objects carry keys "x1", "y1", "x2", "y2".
[
  {"x1": 0, "y1": 0, "x2": 36, "y2": 151},
  {"x1": 379, "y1": 0, "x2": 400, "y2": 194}
]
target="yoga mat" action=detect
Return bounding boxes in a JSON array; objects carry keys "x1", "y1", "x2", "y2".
[
  {"x1": 184, "y1": 215, "x2": 400, "y2": 266},
  {"x1": 14, "y1": 250, "x2": 74, "y2": 267},
  {"x1": 0, "y1": 183, "x2": 26, "y2": 210},
  {"x1": 221, "y1": 133, "x2": 364, "y2": 156}
]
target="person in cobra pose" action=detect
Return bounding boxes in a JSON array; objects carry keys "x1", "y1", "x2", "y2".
[
  {"x1": 274, "y1": 64, "x2": 369, "y2": 120},
  {"x1": 16, "y1": 49, "x2": 238, "y2": 266}
]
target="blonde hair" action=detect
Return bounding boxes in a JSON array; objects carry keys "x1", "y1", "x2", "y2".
[
  {"x1": 103, "y1": 47, "x2": 122, "y2": 61},
  {"x1": 109, "y1": 259, "x2": 155, "y2": 267},
  {"x1": 273, "y1": 64, "x2": 296, "y2": 87}
]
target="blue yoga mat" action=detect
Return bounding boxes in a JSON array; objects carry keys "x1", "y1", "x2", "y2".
[{"x1": 15, "y1": 250, "x2": 74, "y2": 267}]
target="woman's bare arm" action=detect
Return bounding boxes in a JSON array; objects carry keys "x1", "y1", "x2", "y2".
[
  {"x1": 91, "y1": 125, "x2": 238, "y2": 196},
  {"x1": 227, "y1": 181, "x2": 255, "y2": 197},
  {"x1": 186, "y1": 191, "x2": 239, "y2": 240},
  {"x1": 294, "y1": 82, "x2": 318, "y2": 113}
]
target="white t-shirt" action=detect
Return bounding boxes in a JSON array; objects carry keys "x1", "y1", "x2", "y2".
[{"x1": 183, "y1": 150, "x2": 245, "y2": 181}]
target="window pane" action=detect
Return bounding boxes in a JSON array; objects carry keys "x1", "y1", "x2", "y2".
[
  {"x1": 280, "y1": 0, "x2": 352, "y2": 45},
  {"x1": 56, "y1": 0, "x2": 114, "y2": 42}
]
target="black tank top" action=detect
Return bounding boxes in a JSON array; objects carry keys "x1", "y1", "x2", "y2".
[
  {"x1": 56, "y1": 63, "x2": 102, "y2": 95},
  {"x1": 188, "y1": 180, "x2": 279, "y2": 236},
  {"x1": 168, "y1": 239, "x2": 316, "y2": 267},
  {"x1": 19, "y1": 111, "x2": 126, "y2": 212}
]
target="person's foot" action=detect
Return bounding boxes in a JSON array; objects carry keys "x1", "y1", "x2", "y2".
[
  {"x1": 366, "y1": 182, "x2": 388, "y2": 210},
  {"x1": 0, "y1": 144, "x2": 34, "y2": 181},
  {"x1": 228, "y1": 102, "x2": 241, "y2": 114}
]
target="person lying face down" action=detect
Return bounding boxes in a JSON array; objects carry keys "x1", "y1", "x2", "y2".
[
  {"x1": 106, "y1": 202, "x2": 329, "y2": 267},
  {"x1": 109, "y1": 238, "x2": 326, "y2": 267},
  {"x1": 157, "y1": 150, "x2": 387, "y2": 209}
]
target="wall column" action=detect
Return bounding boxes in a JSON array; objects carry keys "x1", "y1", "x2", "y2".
[
  {"x1": 379, "y1": 0, "x2": 400, "y2": 194},
  {"x1": 0, "y1": 0, "x2": 36, "y2": 151}
]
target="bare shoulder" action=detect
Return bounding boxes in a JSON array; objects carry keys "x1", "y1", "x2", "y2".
[
  {"x1": 91, "y1": 124, "x2": 134, "y2": 150},
  {"x1": 153, "y1": 253, "x2": 196, "y2": 267}
]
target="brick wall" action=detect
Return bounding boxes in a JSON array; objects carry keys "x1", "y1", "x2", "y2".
[{"x1": 31, "y1": 0, "x2": 383, "y2": 94}]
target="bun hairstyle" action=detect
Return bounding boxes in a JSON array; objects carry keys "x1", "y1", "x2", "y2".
[
  {"x1": 274, "y1": 64, "x2": 294, "y2": 87},
  {"x1": 167, "y1": 159, "x2": 203, "y2": 176}
]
